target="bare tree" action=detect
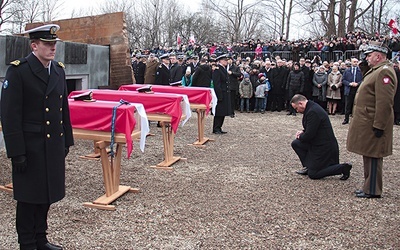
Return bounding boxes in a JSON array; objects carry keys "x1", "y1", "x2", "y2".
[
  {"x1": 0, "y1": 0, "x2": 23, "y2": 31},
  {"x1": 204, "y1": 0, "x2": 261, "y2": 42},
  {"x1": 40, "y1": 0, "x2": 64, "y2": 22}
]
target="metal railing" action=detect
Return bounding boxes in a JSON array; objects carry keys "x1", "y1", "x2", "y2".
[{"x1": 237, "y1": 50, "x2": 362, "y2": 62}]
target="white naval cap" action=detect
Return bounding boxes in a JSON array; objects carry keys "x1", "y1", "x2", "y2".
[{"x1": 21, "y1": 24, "x2": 60, "y2": 42}]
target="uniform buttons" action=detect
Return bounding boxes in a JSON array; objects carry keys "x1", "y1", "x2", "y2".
[
  {"x1": 59, "y1": 108, "x2": 62, "y2": 112},
  {"x1": 47, "y1": 134, "x2": 51, "y2": 138},
  {"x1": 60, "y1": 95, "x2": 63, "y2": 99},
  {"x1": 60, "y1": 120, "x2": 63, "y2": 124},
  {"x1": 45, "y1": 108, "x2": 49, "y2": 112},
  {"x1": 60, "y1": 133, "x2": 63, "y2": 137},
  {"x1": 46, "y1": 96, "x2": 49, "y2": 99},
  {"x1": 46, "y1": 121, "x2": 50, "y2": 125}
]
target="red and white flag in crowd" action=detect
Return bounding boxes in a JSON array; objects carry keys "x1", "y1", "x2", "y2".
[
  {"x1": 177, "y1": 34, "x2": 182, "y2": 45},
  {"x1": 189, "y1": 35, "x2": 196, "y2": 45},
  {"x1": 388, "y1": 19, "x2": 399, "y2": 35}
]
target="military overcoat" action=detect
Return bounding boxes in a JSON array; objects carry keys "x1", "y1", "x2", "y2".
[
  {"x1": 1, "y1": 53, "x2": 74, "y2": 204},
  {"x1": 212, "y1": 65, "x2": 232, "y2": 116},
  {"x1": 347, "y1": 60, "x2": 397, "y2": 158}
]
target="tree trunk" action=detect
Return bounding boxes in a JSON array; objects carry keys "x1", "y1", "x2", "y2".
[
  {"x1": 347, "y1": 0, "x2": 358, "y2": 33},
  {"x1": 337, "y1": 0, "x2": 346, "y2": 37}
]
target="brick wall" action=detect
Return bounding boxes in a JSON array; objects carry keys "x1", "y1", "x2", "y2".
[{"x1": 26, "y1": 12, "x2": 134, "y2": 89}]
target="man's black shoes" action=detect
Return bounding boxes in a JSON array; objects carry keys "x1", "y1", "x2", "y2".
[
  {"x1": 342, "y1": 119, "x2": 349, "y2": 125},
  {"x1": 37, "y1": 242, "x2": 63, "y2": 250},
  {"x1": 356, "y1": 192, "x2": 381, "y2": 199},
  {"x1": 295, "y1": 168, "x2": 308, "y2": 175},
  {"x1": 213, "y1": 130, "x2": 227, "y2": 134},
  {"x1": 340, "y1": 163, "x2": 352, "y2": 180}
]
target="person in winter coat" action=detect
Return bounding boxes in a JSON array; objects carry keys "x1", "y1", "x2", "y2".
[
  {"x1": 269, "y1": 59, "x2": 288, "y2": 112},
  {"x1": 347, "y1": 41, "x2": 397, "y2": 198},
  {"x1": 286, "y1": 62, "x2": 304, "y2": 115},
  {"x1": 191, "y1": 58, "x2": 212, "y2": 87},
  {"x1": 212, "y1": 54, "x2": 232, "y2": 134},
  {"x1": 312, "y1": 65, "x2": 328, "y2": 109},
  {"x1": 238, "y1": 73, "x2": 253, "y2": 112},
  {"x1": 254, "y1": 73, "x2": 269, "y2": 113},
  {"x1": 326, "y1": 65, "x2": 342, "y2": 115},
  {"x1": 181, "y1": 67, "x2": 192, "y2": 86},
  {"x1": 290, "y1": 94, "x2": 352, "y2": 179},
  {"x1": 0, "y1": 24, "x2": 74, "y2": 250},
  {"x1": 144, "y1": 54, "x2": 159, "y2": 84}
]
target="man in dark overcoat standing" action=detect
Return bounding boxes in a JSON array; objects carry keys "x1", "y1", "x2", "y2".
[
  {"x1": 212, "y1": 54, "x2": 232, "y2": 134},
  {"x1": 155, "y1": 53, "x2": 171, "y2": 85},
  {"x1": 290, "y1": 94, "x2": 352, "y2": 179},
  {"x1": 1, "y1": 24, "x2": 74, "y2": 250}
]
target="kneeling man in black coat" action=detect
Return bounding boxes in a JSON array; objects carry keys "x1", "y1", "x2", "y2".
[{"x1": 290, "y1": 94, "x2": 352, "y2": 180}]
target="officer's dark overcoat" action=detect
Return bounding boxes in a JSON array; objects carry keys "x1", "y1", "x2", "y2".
[
  {"x1": 1, "y1": 53, "x2": 74, "y2": 204},
  {"x1": 212, "y1": 64, "x2": 232, "y2": 116}
]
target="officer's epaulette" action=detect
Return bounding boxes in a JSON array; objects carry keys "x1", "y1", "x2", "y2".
[
  {"x1": 9, "y1": 58, "x2": 27, "y2": 66},
  {"x1": 57, "y1": 62, "x2": 65, "y2": 69}
]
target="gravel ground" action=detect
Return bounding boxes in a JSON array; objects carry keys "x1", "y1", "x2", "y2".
[{"x1": 0, "y1": 111, "x2": 399, "y2": 250}]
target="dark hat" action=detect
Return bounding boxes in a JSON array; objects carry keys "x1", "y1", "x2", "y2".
[
  {"x1": 177, "y1": 54, "x2": 185, "y2": 60},
  {"x1": 364, "y1": 41, "x2": 389, "y2": 55},
  {"x1": 305, "y1": 59, "x2": 311, "y2": 63},
  {"x1": 294, "y1": 62, "x2": 300, "y2": 67},
  {"x1": 22, "y1": 24, "x2": 60, "y2": 41},
  {"x1": 159, "y1": 53, "x2": 169, "y2": 60},
  {"x1": 216, "y1": 54, "x2": 230, "y2": 61}
]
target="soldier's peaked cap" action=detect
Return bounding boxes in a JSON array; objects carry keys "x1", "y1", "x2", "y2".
[
  {"x1": 159, "y1": 53, "x2": 169, "y2": 60},
  {"x1": 364, "y1": 41, "x2": 389, "y2": 55},
  {"x1": 22, "y1": 24, "x2": 60, "y2": 42},
  {"x1": 216, "y1": 54, "x2": 231, "y2": 61}
]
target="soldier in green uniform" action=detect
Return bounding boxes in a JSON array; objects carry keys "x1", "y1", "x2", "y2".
[
  {"x1": 1, "y1": 24, "x2": 74, "y2": 249},
  {"x1": 347, "y1": 41, "x2": 397, "y2": 198}
]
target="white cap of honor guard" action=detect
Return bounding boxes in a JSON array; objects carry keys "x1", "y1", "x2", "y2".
[{"x1": 21, "y1": 24, "x2": 61, "y2": 42}]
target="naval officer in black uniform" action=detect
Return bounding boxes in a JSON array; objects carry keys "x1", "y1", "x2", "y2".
[
  {"x1": 155, "y1": 53, "x2": 171, "y2": 85},
  {"x1": 1, "y1": 24, "x2": 74, "y2": 250},
  {"x1": 212, "y1": 54, "x2": 232, "y2": 134}
]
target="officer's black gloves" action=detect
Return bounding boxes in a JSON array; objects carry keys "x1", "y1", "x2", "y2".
[
  {"x1": 65, "y1": 147, "x2": 69, "y2": 157},
  {"x1": 11, "y1": 155, "x2": 27, "y2": 173},
  {"x1": 373, "y1": 128, "x2": 384, "y2": 138}
]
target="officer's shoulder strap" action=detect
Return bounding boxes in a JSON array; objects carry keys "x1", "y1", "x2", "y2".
[
  {"x1": 56, "y1": 61, "x2": 65, "y2": 69},
  {"x1": 9, "y1": 58, "x2": 27, "y2": 66}
]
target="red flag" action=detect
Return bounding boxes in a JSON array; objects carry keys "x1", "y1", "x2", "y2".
[
  {"x1": 388, "y1": 19, "x2": 399, "y2": 35},
  {"x1": 177, "y1": 34, "x2": 181, "y2": 45}
]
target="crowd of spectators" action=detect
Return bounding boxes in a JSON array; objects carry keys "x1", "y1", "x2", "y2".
[
  {"x1": 131, "y1": 31, "x2": 400, "y2": 124},
  {"x1": 133, "y1": 31, "x2": 400, "y2": 62}
]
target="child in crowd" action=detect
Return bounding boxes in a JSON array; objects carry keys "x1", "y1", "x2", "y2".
[
  {"x1": 239, "y1": 73, "x2": 253, "y2": 112},
  {"x1": 254, "y1": 73, "x2": 270, "y2": 114}
]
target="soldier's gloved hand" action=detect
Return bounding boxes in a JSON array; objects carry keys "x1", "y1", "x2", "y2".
[
  {"x1": 65, "y1": 147, "x2": 69, "y2": 157},
  {"x1": 11, "y1": 155, "x2": 27, "y2": 173},
  {"x1": 373, "y1": 128, "x2": 384, "y2": 138}
]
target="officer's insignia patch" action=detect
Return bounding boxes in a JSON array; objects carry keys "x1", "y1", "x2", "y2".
[
  {"x1": 383, "y1": 77, "x2": 390, "y2": 85},
  {"x1": 3, "y1": 80, "x2": 9, "y2": 89},
  {"x1": 58, "y1": 62, "x2": 65, "y2": 68},
  {"x1": 10, "y1": 60, "x2": 20, "y2": 66}
]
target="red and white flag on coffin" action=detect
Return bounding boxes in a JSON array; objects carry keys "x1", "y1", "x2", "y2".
[
  {"x1": 177, "y1": 34, "x2": 182, "y2": 45},
  {"x1": 189, "y1": 35, "x2": 195, "y2": 45},
  {"x1": 388, "y1": 19, "x2": 399, "y2": 35}
]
